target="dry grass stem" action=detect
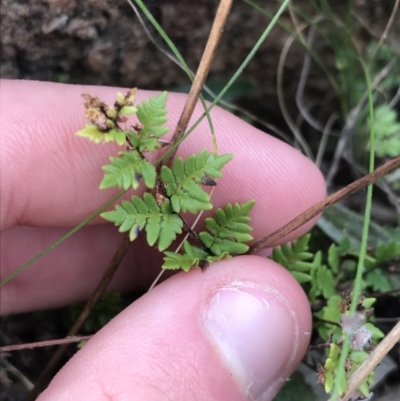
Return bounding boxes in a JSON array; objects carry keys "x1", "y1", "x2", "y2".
[
  {"x1": 0, "y1": 336, "x2": 93, "y2": 352},
  {"x1": 249, "y1": 156, "x2": 400, "y2": 253}
]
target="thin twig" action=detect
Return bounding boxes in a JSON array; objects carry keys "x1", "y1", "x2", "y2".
[
  {"x1": 367, "y1": 0, "x2": 400, "y2": 64},
  {"x1": 330, "y1": 320, "x2": 400, "y2": 401},
  {"x1": 27, "y1": 234, "x2": 131, "y2": 400},
  {"x1": 388, "y1": 85, "x2": 400, "y2": 109},
  {"x1": 248, "y1": 156, "x2": 400, "y2": 253},
  {"x1": 316, "y1": 112, "x2": 338, "y2": 168},
  {"x1": 343, "y1": 155, "x2": 400, "y2": 213},
  {"x1": 0, "y1": 356, "x2": 34, "y2": 390},
  {"x1": 162, "y1": 0, "x2": 233, "y2": 168},
  {"x1": 367, "y1": 287, "x2": 400, "y2": 298},
  {"x1": 295, "y1": 26, "x2": 326, "y2": 133},
  {"x1": 0, "y1": 336, "x2": 93, "y2": 352}
]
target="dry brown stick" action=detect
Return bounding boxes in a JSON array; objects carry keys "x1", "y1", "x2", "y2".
[
  {"x1": 249, "y1": 156, "x2": 400, "y2": 254},
  {"x1": 161, "y1": 0, "x2": 233, "y2": 168},
  {"x1": 27, "y1": 233, "x2": 131, "y2": 400},
  {"x1": 0, "y1": 336, "x2": 93, "y2": 352},
  {"x1": 330, "y1": 320, "x2": 400, "y2": 401}
]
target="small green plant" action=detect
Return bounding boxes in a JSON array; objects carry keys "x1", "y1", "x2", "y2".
[
  {"x1": 271, "y1": 234, "x2": 400, "y2": 398},
  {"x1": 76, "y1": 89, "x2": 254, "y2": 272}
]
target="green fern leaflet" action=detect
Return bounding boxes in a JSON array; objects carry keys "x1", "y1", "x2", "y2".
[
  {"x1": 135, "y1": 91, "x2": 169, "y2": 152},
  {"x1": 160, "y1": 150, "x2": 233, "y2": 213},
  {"x1": 199, "y1": 201, "x2": 255, "y2": 255},
  {"x1": 101, "y1": 193, "x2": 183, "y2": 251},
  {"x1": 100, "y1": 151, "x2": 156, "y2": 190},
  {"x1": 163, "y1": 201, "x2": 255, "y2": 272},
  {"x1": 163, "y1": 241, "x2": 228, "y2": 272}
]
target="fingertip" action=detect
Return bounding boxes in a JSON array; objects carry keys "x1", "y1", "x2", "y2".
[{"x1": 39, "y1": 256, "x2": 311, "y2": 401}]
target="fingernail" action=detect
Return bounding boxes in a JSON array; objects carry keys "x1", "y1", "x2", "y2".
[{"x1": 203, "y1": 284, "x2": 298, "y2": 400}]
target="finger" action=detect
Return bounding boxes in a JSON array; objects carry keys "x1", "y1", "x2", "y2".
[
  {"x1": 0, "y1": 225, "x2": 160, "y2": 315},
  {"x1": 1, "y1": 79, "x2": 325, "y2": 236},
  {"x1": 38, "y1": 256, "x2": 312, "y2": 401}
]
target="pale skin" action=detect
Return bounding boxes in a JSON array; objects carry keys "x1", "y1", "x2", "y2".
[{"x1": 0, "y1": 80, "x2": 326, "y2": 400}]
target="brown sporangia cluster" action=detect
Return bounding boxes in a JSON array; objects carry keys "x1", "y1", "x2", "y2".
[{"x1": 82, "y1": 88, "x2": 137, "y2": 132}]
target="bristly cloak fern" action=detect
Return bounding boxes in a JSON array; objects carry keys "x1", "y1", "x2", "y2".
[{"x1": 76, "y1": 89, "x2": 255, "y2": 271}]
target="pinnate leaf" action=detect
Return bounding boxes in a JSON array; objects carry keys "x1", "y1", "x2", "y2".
[
  {"x1": 162, "y1": 252, "x2": 199, "y2": 272},
  {"x1": 136, "y1": 91, "x2": 168, "y2": 152},
  {"x1": 199, "y1": 201, "x2": 254, "y2": 255},
  {"x1": 160, "y1": 150, "x2": 233, "y2": 213},
  {"x1": 365, "y1": 269, "x2": 393, "y2": 292},
  {"x1": 373, "y1": 104, "x2": 400, "y2": 157},
  {"x1": 271, "y1": 234, "x2": 314, "y2": 273},
  {"x1": 76, "y1": 125, "x2": 127, "y2": 145},
  {"x1": 101, "y1": 193, "x2": 183, "y2": 251},
  {"x1": 375, "y1": 240, "x2": 400, "y2": 263},
  {"x1": 100, "y1": 151, "x2": 156, "y2": 190},
  {"x1": 163, "y1": 241, "x2": 228, "y2": 271},
  {"x1": 76, "y1": 125, "x2": 105, "y2": 143}
]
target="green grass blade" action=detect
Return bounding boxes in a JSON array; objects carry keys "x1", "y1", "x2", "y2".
[{"x1": 331, "y1": 57, "x2": 375, "y2": 401}]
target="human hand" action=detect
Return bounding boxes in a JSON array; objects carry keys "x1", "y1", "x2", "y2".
[{"x1": 0, "y1": 80, "x2": 325, "y2": 400}]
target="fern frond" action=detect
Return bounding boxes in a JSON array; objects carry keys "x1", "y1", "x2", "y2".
[
  {"x1": 199, "y1": 201, "x2": 255, "y2": 255},
  {"x1": 76, "y1": 125, "x2": 127, "y2": 145},
  {"x1": 163, "y1": 241, "x2": 228, "y2": 271},
  {"x1": 135, "y1": 91, "x2": 168, "y2": 152},
  {"x1": 101, "y1": 193, "x2": 183, "y2": 251},
  {"x1": 271, "y1": 234, "x2": 314, "y2": 272},
  {"x1": 160, "y1": 150, "x2": 233, "y2": 213},
  {"x1": 100, "y1": 151, "x2": 156, "y2": 190}
]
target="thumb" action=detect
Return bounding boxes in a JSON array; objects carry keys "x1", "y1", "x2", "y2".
[{"x1": 38, "y1": 256, "x2": 312, "y2": 401}]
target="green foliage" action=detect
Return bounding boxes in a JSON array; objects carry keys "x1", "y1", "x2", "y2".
[
  {"x1": 271, "y1": 234, "x2": 314, "y2": 277},
  {"x1": 135, "y1": 91, "x2": 169, "y2": 152},
  {"x1": 272, "y1": 231, "x2": 397, "y2": 398},
  {"x1": 76, "y1": 126, "x2": 128, "y2": 145},
  {"x1": 282, "y1": 230, "x2": 397, "y2": 303},
  {"x1": 365, "y1": 269, "x2": 392, "y2": 293},
  {"x1": 375, "y1": 240, "x2": 400, "y2": 263},
  {"x1": 163, "y1": 240, "x2": 227, "y2": 272},
  {"x1": 163, "y1": 201, "x2": 255, "y2": 271},
  {"x1": 372, "y1": 104, "x2": 400, "y2": 158},
  {"x1": 271, "y1": 235, "x2": 336, "y2": 300},
  {"x1": 272, "y1": 232, "x2": 398, "y2": 301},
  {"x1": 100, "y1": 150, "x2": 157, "y2": 190},
  {"x1": 199, "y1": 201, "x2": 255, "y2": 255},
  {"x1": 136, "y1": 92, "x2": 168, "y2": 138},
  {"x1": 76, "y1": 89, "x2": 254, "y2": 272},
  {"x1": 160, "y1": 150, "x2": 232, "y2": 213},
  {"x1": 317, "y1": 298, "x2": 379, "y2": 398},
  {"x1": 102, "y1": 193, "x2": 183, "y2": 250}
]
